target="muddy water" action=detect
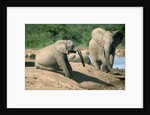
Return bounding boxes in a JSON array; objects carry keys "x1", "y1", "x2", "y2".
[{"x1": 113, "y1": 56, "x2": 125, "y2": 69}]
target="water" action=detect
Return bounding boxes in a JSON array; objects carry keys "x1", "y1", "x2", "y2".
[{"x1": 113, "y1": 56, "x2": 125, "y2": 69}]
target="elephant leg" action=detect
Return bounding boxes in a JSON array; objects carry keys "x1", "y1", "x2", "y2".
[
  {"x1": 35, "y1": 60, "x2": 39, "y2": 69},
  {"x1": 109, "y1": 49, "x2": 115, "y2": 68},
  {"x1": 89, "y1": 39, "x2": 101, "y2": 69},
  {"x1": 91, "y1": 58, "x2": 101, "y2": 70},
  {"x1": 101, "y1": 64, "x2": 109, "y2": 72},
  {"x1": 56, "y1": 55, "x2": 73, "y2": 78},
  {"x1": 86, "y1": 56, "x2": 92, "y2": 65},
  {"x1": 101, "y1": 49, "x2": 115, "y2": 72},
  {"x1": 109, "y1": 54, "x2": 114, "y2": 68},
  {"x1": 35, "y1": 62, "x2": 65, "y2": 75},
  {"x1": 99, "y1": 56, "x2": 110, "y2": 73}
]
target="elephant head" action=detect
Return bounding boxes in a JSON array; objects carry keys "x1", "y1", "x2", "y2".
[{"x1": 54, "y1": 40, "x2": 85, "y2": 67}]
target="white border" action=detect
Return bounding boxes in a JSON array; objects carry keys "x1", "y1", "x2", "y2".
[{"x1": 7, "y1": 7, "x2": 143, "y2": 108}]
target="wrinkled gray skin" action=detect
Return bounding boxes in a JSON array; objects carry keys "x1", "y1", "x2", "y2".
[
  {"x1": 89, "y1": 28, "x2": 124, "y2": 73},
  {"x1": 67, "y1": 50, "x2": 92, "y2": 65},
  {"x1": 35, "y1": 40, "x2": 85, "y2": 78}
]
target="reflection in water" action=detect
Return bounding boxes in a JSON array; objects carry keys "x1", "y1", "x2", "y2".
[{"x1": 113, "y1": 56, "x2": 125, "y2": 69}]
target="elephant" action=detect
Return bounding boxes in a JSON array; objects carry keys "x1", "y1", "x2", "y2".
[
  {"x1": 25, "y1": 53, "x2": 36, "y2": 59},
  {"x1": 67, "y1": 50, "x2": 92, "y2": 65},
  {"x1": 25, "y1": 49, "x2": 36, "y2": 59},
  {"x1": 35, "y1": 40, "x2": 85, "y2": 78},
  {"x1": 89, "y1": 28, "x2": 124, "y2": 73}
]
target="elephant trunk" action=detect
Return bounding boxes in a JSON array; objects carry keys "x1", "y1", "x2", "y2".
[
  {"x1": 109, "y1": 47, "x2": 115, "y2": 67},
  {"x1": 104, "y1": 46, "x2": 112, "y2": 72},
  {"x1": 74, "y1": 47, "x2": 85, "y2": 67}
]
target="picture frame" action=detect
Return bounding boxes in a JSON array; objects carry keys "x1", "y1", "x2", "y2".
[{"x1": 1, "y1": 0, "x2": 148, "y2": 112}]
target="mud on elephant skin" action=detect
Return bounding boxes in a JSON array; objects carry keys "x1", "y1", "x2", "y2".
[
  {"x1": 89, "y1": 28, "x2": 124, "y2": 73},
  {"x1": 35, "y1": 40, "x2": 85, "y2": 78}
]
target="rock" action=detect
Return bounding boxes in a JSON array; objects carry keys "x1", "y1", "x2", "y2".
[{"x1": 115, "y1": 49, "x2": 125, "y2": 57}]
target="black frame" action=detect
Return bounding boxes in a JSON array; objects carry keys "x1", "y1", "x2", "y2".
[{"x1": 1, "y1": 0, "x2": 149, "y2": 112}]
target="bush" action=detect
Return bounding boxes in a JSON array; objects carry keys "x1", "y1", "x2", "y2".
[{"x1": 25, "y1": 24, "x2": 125, "y2": 49}]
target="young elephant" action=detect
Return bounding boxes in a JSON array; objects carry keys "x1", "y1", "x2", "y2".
[
  {"x1": 89, "y1": 28, "x2": 124, "y2": 73},
  {"x1": 67, "y1": 50, "x2": 92, "y2": 65},
  {"x1": 35, "y1": 40, "x2": 85, "y2": 78}
]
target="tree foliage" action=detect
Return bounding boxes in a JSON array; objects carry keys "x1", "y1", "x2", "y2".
[{"x1": 25, "y1": 24, "x2": 125, "y2": 49}]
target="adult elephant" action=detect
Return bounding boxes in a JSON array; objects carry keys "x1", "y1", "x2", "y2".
[
  {"x1": 89, "y1": 28, "x2": 124, "y2": 73},
  {"x1": 35, "y1": 40, "x2": 85, "y2": 78}
]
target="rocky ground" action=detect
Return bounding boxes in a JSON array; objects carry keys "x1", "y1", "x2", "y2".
[{"x1": 25, "y1": 49, "x2": 125, "y2": 90}]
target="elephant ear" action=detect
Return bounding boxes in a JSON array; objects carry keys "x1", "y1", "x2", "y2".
[
  {"x1": 91, "y1": 28, "x2": 106, "y2": 48},
  {"x1": 113, "y1": 30, "x2": 124, "y2": 42},
  {"x1": 55, "y1": 40, "x2": 68, "y2": 54}
]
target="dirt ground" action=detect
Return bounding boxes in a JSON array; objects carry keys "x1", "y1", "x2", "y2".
[{"x1": 25, "y1": 49, "x2": 125, "y2": 90}]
